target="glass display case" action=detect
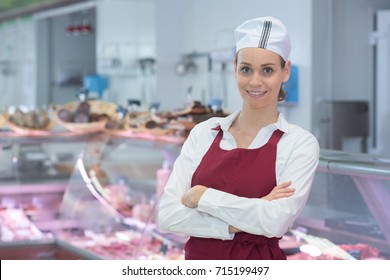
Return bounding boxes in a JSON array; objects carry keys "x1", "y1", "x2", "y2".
[
  {"x1": 1, "y1": 129, "x2": 390, "y2": 260},
  {"x1": 288, "y1": 149, "x2": 390, "y2": 260},
  {"x1": 0, "y1": 132, "x2": 95, "y2": 259},
  {"x1": 0, "y1": 131, "x2": 186, "y2": 259},
  {"x1": 54, "y1": 134, "x2": 186, "y2": 260}
]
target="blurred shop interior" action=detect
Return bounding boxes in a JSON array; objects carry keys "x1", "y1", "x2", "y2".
[{"x1": 0, "y1": 0, "x2": 390, "y2": 260}]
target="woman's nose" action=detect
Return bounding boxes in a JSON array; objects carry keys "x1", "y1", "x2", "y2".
[{"x1": 249, "y1": 73, "x2": 263, "y2": 86}]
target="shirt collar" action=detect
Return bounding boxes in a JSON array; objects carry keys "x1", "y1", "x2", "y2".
[{"x1": 212, "y1": 110, "x2": 290, "y2": 133}]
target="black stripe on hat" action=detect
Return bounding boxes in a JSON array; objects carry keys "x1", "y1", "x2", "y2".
[{"x1": 258, "y1": 20, "x2": 272, "y2": 49}]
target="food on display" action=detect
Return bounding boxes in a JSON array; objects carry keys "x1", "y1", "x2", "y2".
[
  {"x1": 76, "y1": 162, "x2": 185, "y2": 259},
  {"x1": 4, "y1": 106, "x2": 54, "y2": 135},
  {"x1": 287, "y1": 243, "x2": 385, "y2": 260},
  {"x1": 284, "y1": 229, "x2": 387, "y2": 260},
  {"x1": 2, "y1": 97, "x2": 227, "y2": 142},
  {"x1": 57, "y1": 229, "x2": 184, "y2": 260},
  {"x1": 106, "y1": 105, "x2": 127, "y2": 129},
  {"x1": 338, "y1": 243, "x2": 384, "y2": 260},
  {"x1": 59, "y1": 229, "x2": 142, "y2": 259},
  {"x1": 0, "y1": 208, "x2": 50, "y2": 242},
  {"x1": 100, "y1": 99, "x2": 228, "y2": 141},
  {"x1": 105, "y1": 118, "x2": 127, "y2": 130},
  {"x1": 9, "y1": 107, "x2": 50, "y2": 128},
  {"x1": 55, "y1": 100, "x2": 117, "y2": 133},
  {"x1": 143, "y1": 100, "x2": 229, "y2": 138},
  {"x1": 88, "y1": 167, "x2": 154, "y2": 220},
  {"x1": 103, "y1": 106, "x2": 131, "y2": 136},
  {"x1": 127, "y1": 112, "x2": 158, "y2": 130},
  {"x1": 132, "y1": 203, "x2": 155, "y2": 223},
  {"x1": 56, "y1": 100, "x2": 113, "y2": 124}
]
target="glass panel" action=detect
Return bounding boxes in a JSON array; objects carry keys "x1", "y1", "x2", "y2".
[
  {"x1": 57, "y1": 137, "x2": 183, "y2": 259},
  {"x1": 302, "y1": 173, "x2": 382, "y2": 239},
  {"x1": 293, "y1": 151, "x2": 390, "y2": 260}
]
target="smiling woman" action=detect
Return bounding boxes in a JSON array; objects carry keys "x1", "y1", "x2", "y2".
[{"x1": 158, "y1": 16, "x2": 320, "y2": 260}]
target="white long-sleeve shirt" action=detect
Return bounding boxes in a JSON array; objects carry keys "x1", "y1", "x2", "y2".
[{"x1": 158, "y1": 111, "x2": 320, "y2": 240}]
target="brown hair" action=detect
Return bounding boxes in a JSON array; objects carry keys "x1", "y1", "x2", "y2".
[{"x1": 278, "y1": 58, "x2": 287, "y2": 101}]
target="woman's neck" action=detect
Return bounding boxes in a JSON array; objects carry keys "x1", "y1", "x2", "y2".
[
  {"x1": 227, "y1": 108, "x2": 279, "y2": 149},
  {"x1": 234, "y1": 107, "x2": 279, "y2": 133}
]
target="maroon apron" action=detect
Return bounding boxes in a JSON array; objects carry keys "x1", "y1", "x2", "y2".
[{"x1": 185, "y1": 127, "x2": 286, "y2": 260}]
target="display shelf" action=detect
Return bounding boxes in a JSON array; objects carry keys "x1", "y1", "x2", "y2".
[
  {"x1": 0, "y1": 238, "x2": 54, "y2": 249},
  {"x1": 0, "y1": 128, "x2": 95, "y2": 144},
  {"x1": 0, "y1": 128, "x2": 185, "y2": 145},
  {"x1": 0, "y1": 239, "x2": 92, "y2": 260},
  {"x1": 55, "y1": 238, "x2": 103, "y2": 260}
]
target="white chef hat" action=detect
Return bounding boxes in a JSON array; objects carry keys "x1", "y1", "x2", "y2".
[{"x1": 234, "y1": 16, "x2": 291, "y2": 61}]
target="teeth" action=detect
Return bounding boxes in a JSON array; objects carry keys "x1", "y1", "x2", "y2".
[{"x1": 248, "y1": 91, "x2": 265, "y2": 96}]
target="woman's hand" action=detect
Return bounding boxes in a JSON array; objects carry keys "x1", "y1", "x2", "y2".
[
  {"x1": 262, "y1": 181, "x2": 294, "y2": 201},
  {"x1": 181, "y1": 185, "x2": 208, "y2": 208},
  {"x1": 228, "y1": 225, "x2": 241, "y2": 233}
]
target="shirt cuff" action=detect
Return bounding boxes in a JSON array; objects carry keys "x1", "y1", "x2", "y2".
[
  {"x1": 206, "y1": 216, "x2": 234, "y2": 240},
  {"x1": 198, "y1": 188, "x2": 234, "y2": 240}
]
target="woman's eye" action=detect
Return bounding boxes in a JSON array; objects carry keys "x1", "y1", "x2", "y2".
[
  {"x1": 240, "y1": 66, "x2": 251, "y2": 74},
  {"x1": 263, "y1": 67, "x2": 273, "y2": 75}
]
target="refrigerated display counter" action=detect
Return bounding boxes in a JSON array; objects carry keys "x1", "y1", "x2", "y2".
[
  {"x1": 290, "y1": 149, "x2": 390, "y2": 259},
  {"x1": 1, "y1": 131, "x2": 390, "y2": 260},
  {"x1": 54, "y1": 135, "x2": 185, "y2": 260},
  {"x1": 0, "y1": 131, "x2": 185, "y2": 259}
]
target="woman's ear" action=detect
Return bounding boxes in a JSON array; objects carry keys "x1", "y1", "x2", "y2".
[{"x1": 282, "y1": 60, "x2": 291, "y2": 83}]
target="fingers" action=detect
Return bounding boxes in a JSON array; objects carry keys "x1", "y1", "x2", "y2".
[
  {"x1": 228, "y1": 225, "x2": 242, "y2": 233},
  {"x1": 181, "y1": 194, "x2": 187, "y2": 206},
  {"x1": 276, "y1": 180, "x2": 292, "y2": 189},
  {"x1": 273, "y1": 181, "x2": 294, "y2": 198},
  {"x1": 181, "y1": 185, "x2": 208, "y2": 208},
  {"x1": 262, "y1": 181, "x2": 294, "y2": 201},
  {"x1": 273, "y1": 187, "x2": 295, "y2": 199}
]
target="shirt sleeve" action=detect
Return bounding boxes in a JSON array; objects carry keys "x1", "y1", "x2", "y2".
[
  {"x1": 197, "y1": 133, "x2": 320, "y2": 238},
  {"x1": 158, "y1": 124, "x2": 233, "y2": 240}
]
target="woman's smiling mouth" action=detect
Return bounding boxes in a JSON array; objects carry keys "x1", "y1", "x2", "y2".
[{"x1": 247, "y1": 90, "x2": 267, "y2": 96}]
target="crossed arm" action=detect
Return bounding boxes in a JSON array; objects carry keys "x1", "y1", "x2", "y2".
[{"x1": 181, "y1": 181, "x2": 294, "y2": 233}]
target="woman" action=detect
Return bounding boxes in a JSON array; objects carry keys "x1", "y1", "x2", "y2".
[{"x1": 158, "y1": 16, "x2": 320, "y2": 260}]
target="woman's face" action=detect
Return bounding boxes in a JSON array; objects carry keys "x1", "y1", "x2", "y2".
[{"x1": 234, "y1": 48, "x2": 290, "y2": 111}]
